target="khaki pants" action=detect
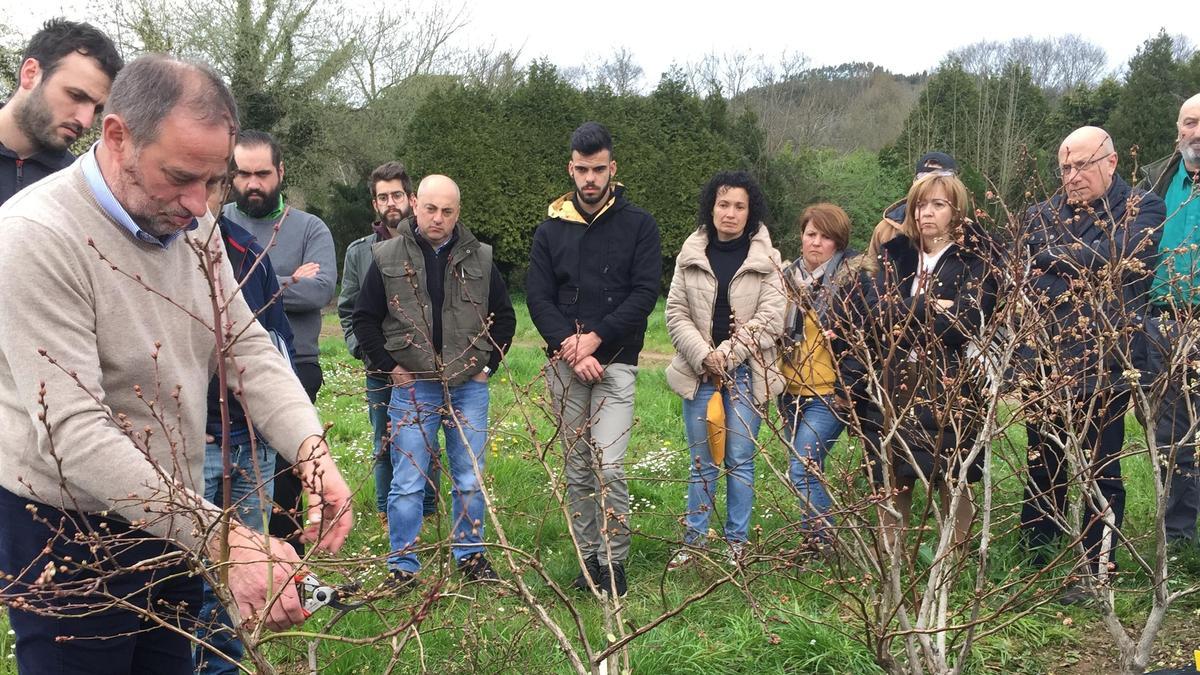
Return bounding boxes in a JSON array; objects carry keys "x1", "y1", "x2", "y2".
[{"x1": 547, "y1": 360, "x2": 638, "y2": 565}]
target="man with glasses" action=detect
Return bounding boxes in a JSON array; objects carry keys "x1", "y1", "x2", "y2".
[
  {"x1": 870, "y1": 152, "x2": 958, "y2": 258},
  {"x1": 338, "y1": 161, "x2": 439, "y2": 529},
  {"x1": 1138, "y1": 93, "x2": 1200, "y2": 559},
  {"x1": 1019, "y1": 126, "x2": 1165, "y2": 601}
]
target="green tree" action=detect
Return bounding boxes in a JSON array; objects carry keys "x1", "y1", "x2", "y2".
[{"x1": 1108, "y1": 30, "x2": 1188, "y2": 164}]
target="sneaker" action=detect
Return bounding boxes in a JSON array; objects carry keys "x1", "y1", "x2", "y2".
[
  {"x1": 667, "y1": 550, "x2": 694, "y2": 571},
  {"x1": 458, "y1": 554, "x2": 500, "y2": 582},
  {"x1": 727, "y1": 542, "x2": 746, "y2": 566},
  {"x1": 1056, "y1": 581, "x2": 1095, "y2": 607},
  {"x1": 388, "y1": 569, "x2": 416, "y2": 593},
  {"x1": 597, "y1": 561, "x2": 627, "y2": 597},
  {"x1": 570, "y1": 555, "x2": 601, "y2": 592}
]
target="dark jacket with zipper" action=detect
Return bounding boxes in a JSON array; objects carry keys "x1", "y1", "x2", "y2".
[
  {"x1": 1138, "y1": 152, "x2": 1184, "y2": 198},
  {"x1": 526, "y1": 184, "x2": 662, "y2": 366},
  {"x1": 838, "y1": 234, "x2": 998, "y2": 440},
  {"x1": 1019, "y1": 175, "x2": 1165, "y2": 393},
  {"x1": 352, "y1": 219, "x2": 516, "y2": 386},
  {"x1": 206, "y1": 215, "x2": 296, "y2": 444},
  {"x1": 0, "y1": 139, "x2": 74, "y2": 206}
]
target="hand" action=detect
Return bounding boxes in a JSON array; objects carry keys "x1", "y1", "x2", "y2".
[
  {"x1": 471, "y1": 370, "x2": 489, "y2": 383},
  {"x1": 559, "y1": 332, "x2": 601, "y2": 365},
  {"x1": 294, "y1": 436, "x2": 354, "y2": 554},
  {"x1": 572, "y1": 355, "x2": 604, "y2": 383},
  {"x1": 291, "y1": 262, "x2": 321, "y2": 279},
  {"x1": 935, "y1": 299, "x2": 954, "y2": 310},
  {"x1": 701, "y1": 350, "x2": 727, "y2": 379},
  {"x1": 390, "y1": 365, "x2": 414, "y2": 387},
  {"x1": 219, "y1": 524, "x2": 306, "y2": 632}
]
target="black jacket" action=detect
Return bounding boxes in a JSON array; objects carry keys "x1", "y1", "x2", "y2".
[
  {"x1": 838, "y1": 234, "x2": 997, "y2": 435},
  {"x1": 526, "y1": 185, "x2": 662, "y2": 366},
  {"x1": 1020, "y1": 175, "x2": 1165, "y2": 392},
  {"x1": 0, "y1": 140, "x2": 74, "y2": 206}
]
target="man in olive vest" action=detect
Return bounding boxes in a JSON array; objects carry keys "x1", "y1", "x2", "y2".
[{"x1": 352, "y1": 174, "x2": 516, "y2": 585}]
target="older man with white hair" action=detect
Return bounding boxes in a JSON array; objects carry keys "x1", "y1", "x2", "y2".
[
  {"x1": 1019, "y1": 126, "x2": 1166, "y2": 598},
  {"x1": 1139, "y1": 93, "x2": 1200, "y2": 553}
]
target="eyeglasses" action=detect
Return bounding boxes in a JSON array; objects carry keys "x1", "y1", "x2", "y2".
[
  {"x1": 375, "y1": 191, "x2": 409, "y2": 204},
  {"x1": 1055, "y1": 153, "x2": 1112, "y2": 179},
  {"x1": 914, "y1": 198, "x2": 952, "y2": 211},
  {"x1": 916, "y1": 169, "x2": 957, "y2": 180}
]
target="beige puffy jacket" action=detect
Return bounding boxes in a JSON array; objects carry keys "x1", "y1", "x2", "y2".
[{"x1": 665, "y1": 225, "x2": 787, "y2": 405}]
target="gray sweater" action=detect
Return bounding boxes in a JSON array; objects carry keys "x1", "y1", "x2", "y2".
[
  {"x1": 0, "y1": 162, "x2": 324, "y2": 550},
  {"x1": 222, "y1": 204, "x2": 338, "y2": 365}
]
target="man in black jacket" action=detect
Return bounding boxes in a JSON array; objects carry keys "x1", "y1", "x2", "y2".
[
  {"x1": 1020, "y1": 126, "x2": 1165, "y2": 596},
  {"x1": 0, "y1": 19, "x2": 121, "y2": 205},
  {"x1": 353, "y1": 174, "x2": 515, "y2": 585},
  {"x1": 526, "y1": 122, "x2": 662, "y2": 598}
]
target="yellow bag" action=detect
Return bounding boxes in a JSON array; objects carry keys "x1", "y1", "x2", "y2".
[{"x1": 705, "y1": 390, "x2": 726, "y2": 465}]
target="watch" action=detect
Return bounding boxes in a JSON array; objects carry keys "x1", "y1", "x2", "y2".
[{"x1": 482, "y1": 366, "x2": 492, "y2": 377}]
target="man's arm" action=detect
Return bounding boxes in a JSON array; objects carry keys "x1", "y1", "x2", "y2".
[
  {"x1": 592, "y1": 215, "x2": 662, "y2": 345},
  {"x1": 525, "y1": 224, "x2": 575, "y2": 349},
  {"x1": 352, "y1": 260, "x2": 399, "y2": 375},
  {"x1": 337, "y1": 240, "x2": 365, "y2": 359},
  {"x1": 279, "y1": 216, "x2": 338, "y2": 312},
  {"x1": 1034, "y1": 191, "x2": 1166, "y2": 277},
  {"x1": 485, "y1": 262, "x2": 517, "y2": 372}
]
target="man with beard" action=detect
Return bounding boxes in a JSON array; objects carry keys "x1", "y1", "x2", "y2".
[
  {"x1": 0, "y1": 19, "x2": 122, "y2": 204},
  {"x1": 526, "y1": 122, "x2": 662, "y2": 598},
  {"x1": 338, "y1": 161, "x2": 440, "y2": 528},
  {"x1": 223, "y1": 130, "x2": 337, "y2": 552},
  {"x1": 0, "y1": 54, "x2": 352, "y2": 672},
  {"x1": 1139, "y1": 93, "x2": 1200, "y2": 558}
]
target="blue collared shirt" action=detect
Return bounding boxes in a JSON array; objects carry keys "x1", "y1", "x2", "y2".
[{"x1": 81, "y1": 144, "x2": 196, "y2": 249}]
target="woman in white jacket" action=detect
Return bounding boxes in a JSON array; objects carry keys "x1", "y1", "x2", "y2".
[{"x1": 664, "y1": 170, "x2": 786, "y2": 567}]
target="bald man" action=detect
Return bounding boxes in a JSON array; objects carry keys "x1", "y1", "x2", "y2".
[
  {"x1": 352, "y1": 174, "x2": 516, "y2": 585},
  {"x1": 1019, "y1": 126, "x2": 1165, "y2": 596},
  {"x1": 1138, "y1": 94, "x2": 1200, "y2": 552}
]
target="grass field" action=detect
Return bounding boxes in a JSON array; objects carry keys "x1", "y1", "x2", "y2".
[{"x1": 1, "y1": 299, "x2": 1197, "y2": 674}]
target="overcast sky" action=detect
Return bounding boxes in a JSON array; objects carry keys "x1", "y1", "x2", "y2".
[{"x1": 7, "y1": 0, "x2": 1198, "y2": 83}]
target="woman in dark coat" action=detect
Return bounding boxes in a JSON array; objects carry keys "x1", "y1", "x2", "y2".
[{"x1": 839, "y1": 172, "x2": 997, "y2": 547}]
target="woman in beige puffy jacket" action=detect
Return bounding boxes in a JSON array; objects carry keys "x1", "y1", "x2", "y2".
[{"x1": 664, "y1": 170, "x2": 786, "y2": 568}]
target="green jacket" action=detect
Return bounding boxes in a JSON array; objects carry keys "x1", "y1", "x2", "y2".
[
  {"x1": 373, "y1": 222, "x2": 494, "y2": 386},
  {"x1": 1137, "y1": 152, "x2": 1183, "y2": 198}
]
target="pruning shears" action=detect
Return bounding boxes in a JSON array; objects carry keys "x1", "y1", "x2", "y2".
[{"x1": 294, "y1": 572, "x2": 365, "y2": 617}]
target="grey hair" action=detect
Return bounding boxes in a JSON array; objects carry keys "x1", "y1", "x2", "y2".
[{"x1": 105, "y1": 53, "x2": 239, "y2": 146}]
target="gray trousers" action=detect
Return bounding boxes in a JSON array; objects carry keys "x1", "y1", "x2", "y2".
[
  {"x1": 1152, "y1": 317, "x2": 1200, "y2": 543},
  {"x1": 547, "y1": 360, "x2": 638, "y2": 565}
]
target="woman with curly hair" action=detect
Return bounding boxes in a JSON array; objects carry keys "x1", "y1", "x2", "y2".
[{"x1": 664, "y1": 170, "x2": 786, "y2": 568}]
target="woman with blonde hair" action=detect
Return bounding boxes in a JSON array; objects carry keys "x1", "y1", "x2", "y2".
[{"x1": 841, "y1": 173, "x2": 996, "y2": 548}]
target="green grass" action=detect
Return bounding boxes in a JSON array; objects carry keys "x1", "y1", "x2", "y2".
[{"x1": 1, "y1": 302, "x2": 1195, "y2": 674}]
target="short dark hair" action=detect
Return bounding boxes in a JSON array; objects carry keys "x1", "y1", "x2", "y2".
[
  {"x1": 106, "y1": 54, "x2": 237, "y2": 147},
  {"x1": 236, "y1": 129, "x2": 282, "y2": 168},
  {"x1": 23, "y1": 18, "x2": 123, "y2": 83},
  {"x1": 368, "y1": 161, "x2": 412, "y2": 197},
  {"x1": 571, "y1": 121, "x2": 613, "y2": 157},
  {"x1": 698, "y1": 170, "x2": 769, "y2": 239}
]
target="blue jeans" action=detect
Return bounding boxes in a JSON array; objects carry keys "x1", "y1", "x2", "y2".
[
  {"x1": 780, "y1": 393, "x2": 845, "y2": 529},
  {"x1": 0, "y1": 488, "x2": 202, "y2": 675},
  {"x1": 388, "y1": 378, "x2": 489, "y2": 572},
  {"x1": 195, "y1": 441, "x2": 276, "y2": 675},
  {"x1": 368, "y1": 375, "x2": 442, "y2": 517},
  {"x1": 681, "y1": 365, "x2": 762, "y2": 544}
]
